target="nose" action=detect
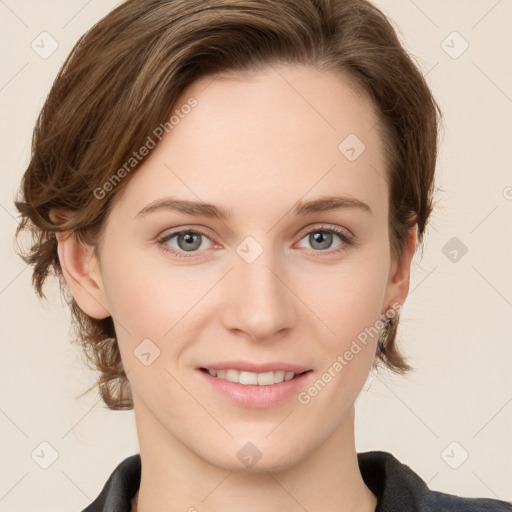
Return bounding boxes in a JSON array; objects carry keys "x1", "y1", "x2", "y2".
[{"x1": 221, "y1": 246, "x2": 297, "y2": 341}]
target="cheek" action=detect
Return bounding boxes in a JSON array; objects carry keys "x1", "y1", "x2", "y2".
[
  {"x1": 303, "y1": 261, "x2": 389, "y2": 411},
  {"x1": 301, "y1": 253, "x2": 390, "y2": 346},
  {"x1": 100, "y1": 241, "x2": 199, "y2": 337},
  {"x1": 101, "y1": 256, "x2": 193, "y2": 401}
]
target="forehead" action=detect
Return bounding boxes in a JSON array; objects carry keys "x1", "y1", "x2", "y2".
[{"x1": 111, "y1": 64, "x2": 388, "y2": 221}]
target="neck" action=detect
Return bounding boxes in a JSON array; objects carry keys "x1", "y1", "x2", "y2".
[{"x1": 132, "y1": 399, "x2": 377, "y2": 512}]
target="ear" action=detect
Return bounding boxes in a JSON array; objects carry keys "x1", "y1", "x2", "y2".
[
  {"x1": 381, "y1": 224, "x2": 418, "y2": 318},
  {"x1": 50, "y1": 209, "x2": 110, "y2": 319}
]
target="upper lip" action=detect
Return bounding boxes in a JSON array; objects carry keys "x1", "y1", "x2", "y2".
[{"x1": 199, "y1": 361, "x2": 311, "y2": 374}]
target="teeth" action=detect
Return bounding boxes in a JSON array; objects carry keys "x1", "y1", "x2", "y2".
[{"x1": 207, "y1": 368, "x2": 297, "y2": 385}]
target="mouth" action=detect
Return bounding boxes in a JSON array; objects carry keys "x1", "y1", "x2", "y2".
[{"x1": 199, "y1": 367, "x2": 312, "y2": 386}]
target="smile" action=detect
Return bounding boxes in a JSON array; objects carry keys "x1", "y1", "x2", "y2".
[{"x1": 200, "y1": 368, "x2": 310, "y2": 386}]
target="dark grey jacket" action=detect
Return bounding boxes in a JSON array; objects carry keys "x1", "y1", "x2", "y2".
[{"x1": 80, "y1": 451, "x2": 512, "y2": 511}]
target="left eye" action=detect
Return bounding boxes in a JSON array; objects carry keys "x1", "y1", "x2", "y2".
[{"x1": 296, "y1": 227, "x2": 352, "y2": 252}]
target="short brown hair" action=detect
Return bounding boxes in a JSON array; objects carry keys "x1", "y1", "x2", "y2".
[{"x1": 14, "y1": 0, "x2": 442, "y2": 410}]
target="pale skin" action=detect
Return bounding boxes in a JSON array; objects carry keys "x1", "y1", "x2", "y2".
[{"x1": 52, "y1": 64, "x2": 417, "y2": 512}]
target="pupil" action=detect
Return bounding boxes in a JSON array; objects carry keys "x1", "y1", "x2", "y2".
[
  {"x1": 179, "y1": 232, "x2": 201, "y2": 251},
  {"x1": 311, "y1": 231, "x2": 332, "y2": 250}
]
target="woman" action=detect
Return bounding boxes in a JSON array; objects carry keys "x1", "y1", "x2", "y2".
[{"x1": 13, "y1": 0, "x2": 512, "y2": 511}]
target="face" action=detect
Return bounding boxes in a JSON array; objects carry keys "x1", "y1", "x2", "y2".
[{"x1": 62, "y1": 64, "x2": 414, "y2": 472}]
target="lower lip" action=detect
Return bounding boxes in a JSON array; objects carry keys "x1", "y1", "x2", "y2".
[{"x1": 196, "y1": 369, "x2": 313, "y2": 408}]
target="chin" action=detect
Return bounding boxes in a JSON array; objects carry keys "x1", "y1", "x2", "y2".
[{"x1": 201, "y1": 436, "x2": 308, "y2": 474}]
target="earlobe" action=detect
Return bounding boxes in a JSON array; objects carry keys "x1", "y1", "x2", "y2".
[{"x1": 51, "y1": 210, "x2": 110, "y2": 320}]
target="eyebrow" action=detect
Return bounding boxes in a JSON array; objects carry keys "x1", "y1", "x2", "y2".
[{"x1": 135, "y1": 195, "x2": 372, "y2": 220}]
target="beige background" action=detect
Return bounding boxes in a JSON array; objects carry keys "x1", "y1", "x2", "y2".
[{"x1": 1, "y1": 0, "x2": 511, "y2": 510}]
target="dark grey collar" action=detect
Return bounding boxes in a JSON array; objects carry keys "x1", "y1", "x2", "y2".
[{"x1": 80, "y1": 451, "x2": 512, "y2": 511}]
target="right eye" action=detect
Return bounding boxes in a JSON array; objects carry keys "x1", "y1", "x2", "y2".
[{"x1": 157, "y1": 228, "x2": 216, "y2": 258}]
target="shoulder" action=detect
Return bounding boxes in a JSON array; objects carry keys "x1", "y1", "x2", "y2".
[
  {"x1": 429, "y1": 488, "x2": 512, "y2": 512},
  {"x1": 80, "y1": 453, "x2": 141, "y2": 512},
  {"x1": 357, "y1": 450, "x2": 512, "y2": 512}
]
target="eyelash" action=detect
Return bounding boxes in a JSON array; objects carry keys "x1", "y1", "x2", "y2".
[{"x1": 156, "y1": 224, "x2": 355, "y2": 259}]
